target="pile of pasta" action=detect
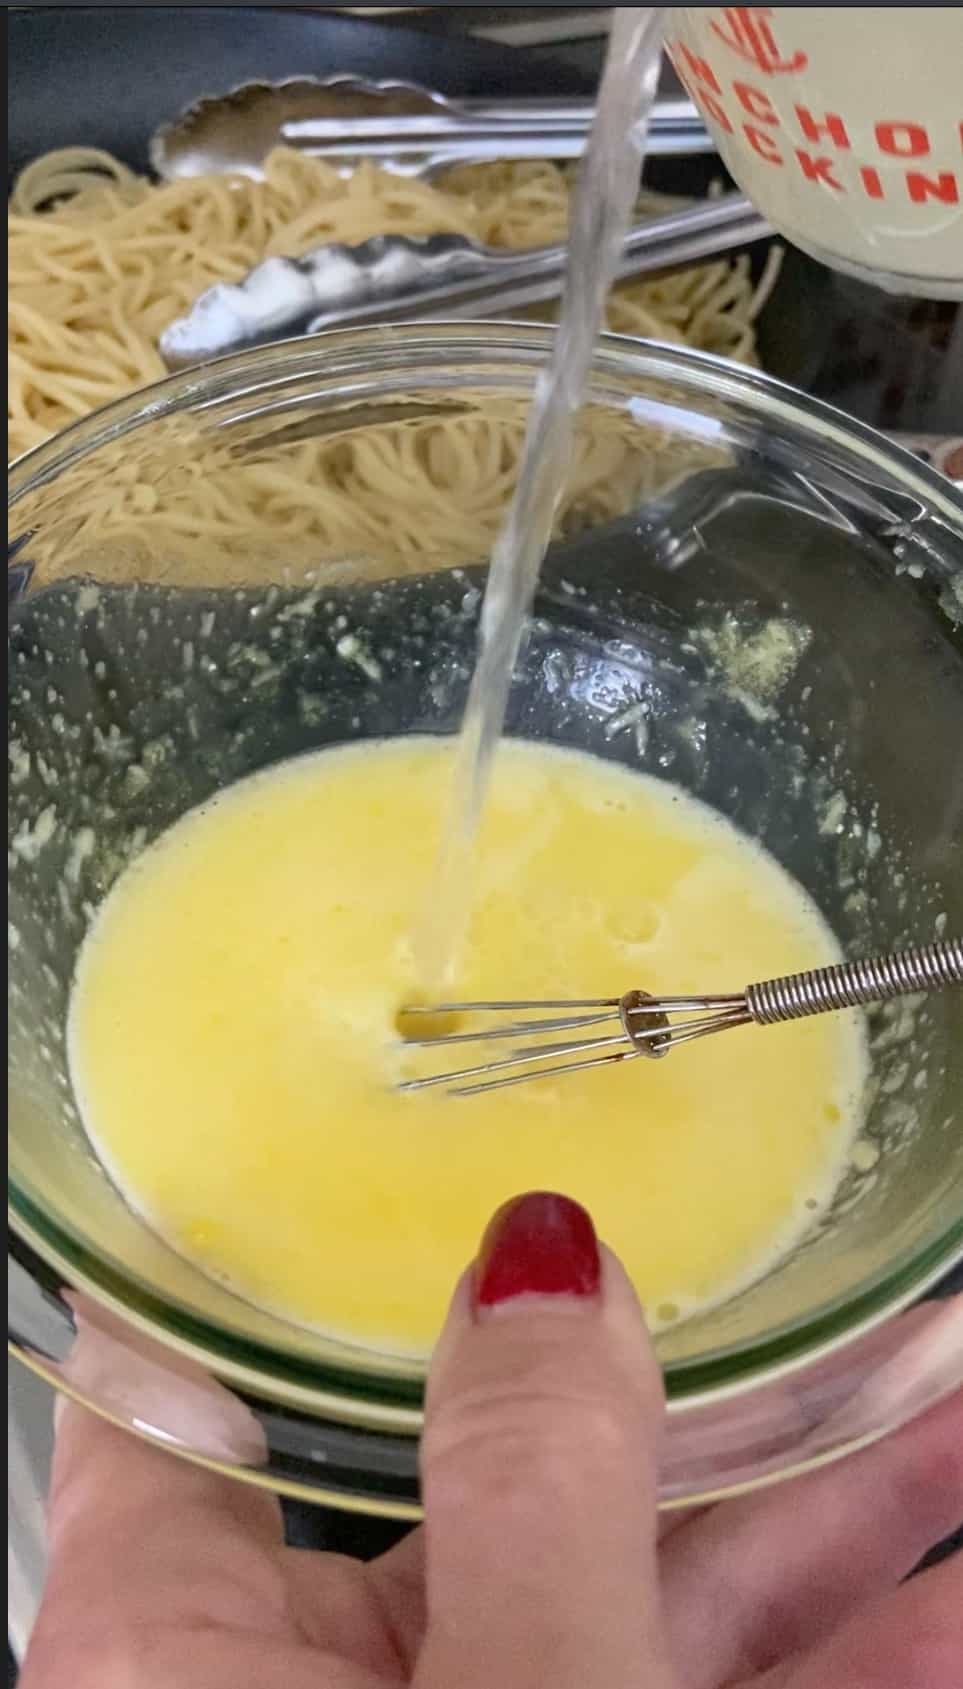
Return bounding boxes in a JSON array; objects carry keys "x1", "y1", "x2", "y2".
[{"x1": 9, "y1": 148, "x2": 775, "y2": 575}]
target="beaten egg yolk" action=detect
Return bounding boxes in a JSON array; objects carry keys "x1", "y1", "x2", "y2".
[{"x1": 69, "y1": 737, "x2": 864, "y2": 1354}]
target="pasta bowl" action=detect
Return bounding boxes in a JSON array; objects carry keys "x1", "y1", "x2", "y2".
[{"x1": 8, "y1": 323, "x2": 963, "y2": 1512}]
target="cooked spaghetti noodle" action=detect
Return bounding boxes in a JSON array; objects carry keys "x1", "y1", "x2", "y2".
[{"x1": 9, "y1": 148, "x2": 779, "y2": 574}]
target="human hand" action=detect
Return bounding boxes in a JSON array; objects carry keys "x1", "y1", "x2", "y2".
[{"x1": 22, "y1": 1192, "x2": 963, "y2": 1688}]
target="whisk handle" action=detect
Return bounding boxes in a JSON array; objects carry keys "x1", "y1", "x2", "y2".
[{"x1": 745, "y1": 939, "x2": 963, "y2": 1026}]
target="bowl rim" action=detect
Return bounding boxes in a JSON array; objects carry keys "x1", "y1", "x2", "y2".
[
  {"x1": 9, "y1": 318, "x2": 963, "y2": 521},
  {"x1": 9, "y1": 319, "x2": 963, "y2": 1417}
]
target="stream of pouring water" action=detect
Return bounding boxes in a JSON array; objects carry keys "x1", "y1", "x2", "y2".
[{"x1": 416, "y1": 6, "x2": 666, "y2": 992}]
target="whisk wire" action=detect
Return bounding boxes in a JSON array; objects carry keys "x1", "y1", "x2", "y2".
[
  {"x1": 398, "y1": 938, "x2": 961, "y2": 1097},
  {"x1": 398, "y1": 1030, "x2": 631, "y2": 1093},
  {"x1": 402, "y1": 996, "x2": 620, "y2": 1013},
  {"x1": 404, "y1": 1008, "x2": 622, "y2": 1047},
  {"x1": 455, "y1": 1048, "x2": 642, "y2": 1097}
]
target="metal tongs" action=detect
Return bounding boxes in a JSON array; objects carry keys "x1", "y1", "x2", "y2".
[
  {"x1": 151, "y1": 75, "x2": 712, "y2": 181},
  {"x1": 160, "y1": 192, "x2": 769, "y2": 368}
]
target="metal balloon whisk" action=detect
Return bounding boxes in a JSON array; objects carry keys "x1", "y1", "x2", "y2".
[{"x1": 398, "y1": 939, "x2": 962, "y2": 1098}]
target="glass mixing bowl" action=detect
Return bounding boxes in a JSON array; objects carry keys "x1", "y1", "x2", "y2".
[{"x1": 9, "y1": 324, "x2": 963, "y2": 1514}]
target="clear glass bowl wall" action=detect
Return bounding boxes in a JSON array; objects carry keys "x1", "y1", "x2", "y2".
[{"x1": 8, "y1": 325, "x2": 963, "y2": 1513}]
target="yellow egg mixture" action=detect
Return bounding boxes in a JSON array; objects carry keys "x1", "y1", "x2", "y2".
[{"x1": 68, "y1": 737, "x2": 865, "y2": 1354}]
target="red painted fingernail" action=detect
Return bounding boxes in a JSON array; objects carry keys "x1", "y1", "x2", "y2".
[{"x1": 473, "y1": 1191, "x2": 601, "y2": 1310}]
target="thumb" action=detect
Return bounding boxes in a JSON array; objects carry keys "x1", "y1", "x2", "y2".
[{"x1": 415, "y1": 1191, "x2": 674, "y2": 1689}]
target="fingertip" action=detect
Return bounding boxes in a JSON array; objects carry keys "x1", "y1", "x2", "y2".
[
  {"x1": 429, "y1": 1209, "x2": 662, "y2": 1405},
  {"x1": 472, "y1": 1192, "x2": 602, "y2": 1309},
  {"x1": 419, "y1": 1199, "x2": 671, "y2": 1684},
  {"x1": 426, "y1": 1199, "x2": 665, "y2": 1464}
]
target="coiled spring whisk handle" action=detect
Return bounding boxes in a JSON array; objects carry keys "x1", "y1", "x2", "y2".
[{"x1": 745, "y1": 939, "x2": 963, "y2": 1026}]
